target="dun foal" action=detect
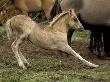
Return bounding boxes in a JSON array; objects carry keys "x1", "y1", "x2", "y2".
[{"x1": 6, "y1": 9, "x2": 99, "y2": 69}]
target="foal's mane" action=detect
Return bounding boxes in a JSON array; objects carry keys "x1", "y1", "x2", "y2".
[{"x1": 49, "y1": 11, "x2": 69, "y2": 27}]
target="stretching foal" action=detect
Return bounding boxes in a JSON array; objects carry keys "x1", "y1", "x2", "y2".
[{"x1": 6, "y1": 9, "x2": 99, "y2": 69}]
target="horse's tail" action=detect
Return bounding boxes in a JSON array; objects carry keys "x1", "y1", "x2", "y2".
[{"x1": 5, "y1": 19, "x2": 12, "y2": 40}]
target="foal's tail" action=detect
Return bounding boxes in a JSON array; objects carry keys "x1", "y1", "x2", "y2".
[{"x1": 5, "y1": 19, "x2": 12, "y2": 40}]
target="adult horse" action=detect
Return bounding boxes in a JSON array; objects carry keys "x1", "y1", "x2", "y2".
[
  {"x1": 5, "y1": 9, "x2": 98, "y2": 69},
  {"x1": 0, "y1": 0, "x2": 60, "y2": 24},
  {"x1": 60, "y1": 0, "x2": 110, "y2": 58}
]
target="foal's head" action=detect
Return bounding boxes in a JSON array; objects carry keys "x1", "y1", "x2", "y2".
[{"x1": 68, "y1": 9, "x2": 84, "y2": 31}]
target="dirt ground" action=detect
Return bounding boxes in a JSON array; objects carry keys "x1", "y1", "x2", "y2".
[{"x1": 0, "y1": 36, "x2": 110, "y2": 82}]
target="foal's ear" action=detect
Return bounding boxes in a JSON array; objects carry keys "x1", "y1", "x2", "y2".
[
  {"x1": 68, "y1": 9, "x2": 72, "y2": 15},
  {"x1": 68, "y1": 9, "x2": 75, "y2": 15}
]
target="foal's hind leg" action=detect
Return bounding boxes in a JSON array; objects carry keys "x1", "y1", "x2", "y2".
[
  {"x1": 11, "y1": 38, "x2": 26, "y2": 69},
  {"x1": 11, "y1": 34, "x2": 28, "y2": 69},
  {"x1": 59, "y1": 45, "x2": 99, "y2": 68},
  {"x1": 18, "y1": 48, "x2": 29, "y2": 66}
]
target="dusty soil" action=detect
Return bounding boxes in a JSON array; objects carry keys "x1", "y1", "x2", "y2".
[{"x1": 0, "y1": 36, "x2": 110, "y2": 82}]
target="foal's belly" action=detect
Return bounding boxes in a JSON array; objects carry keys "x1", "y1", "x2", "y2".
[
  {"x1": 28, "y1": 32, "x2": 56, "y2": 49},
  {"x1": 28, "y1": 36, "x2": 57, "y2": 50},
  {"x1": 28, "y1": 30, "x2": 67, "y2": 50}
]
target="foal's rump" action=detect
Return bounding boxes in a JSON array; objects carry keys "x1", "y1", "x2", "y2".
[{"x1": 5, "y1": 15, "x2": 35, "y2": 40}]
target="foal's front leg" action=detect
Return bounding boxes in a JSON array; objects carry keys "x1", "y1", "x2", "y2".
[{"x1": 59, "y1": 45, "x2": 99, "y2": 68}]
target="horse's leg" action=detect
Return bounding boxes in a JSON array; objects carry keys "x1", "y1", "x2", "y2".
[
  {"x1": 44, "y1": 10, "x2": 51, "y2": 20},
  {"x1": 94, "y1": 31, "x2": 103, "y2": 58},
  {"x1": 59, "y1": 45, "x2": 99, "y2": 67},
  {"x1": 96, "y1": 32, "x2": 102, "y2": 58},
  {"x1": 95, "y1": 35, "x2": 100, "y2": 58},
  {"x1": 103, "y1": 29, "x2": 110, "y2": 57},
  {"x1": 67, "y1": 29, "x2": 74, "y2": 46},
  {"x1": 99, "y1": 31, "x2": 104, "y2": 58},
  {"x1": 42, "y1": 0, "x2": 55, "y2": 19},
  {"x1": 50, "y1": 0, "x2": 62, "y2": 18},
  {"x1": 89, "y1": 31, "x2": 94, "y2": 53},
  {"x1": 100, "y1": 32, "x2": 104, "y2": 57},
  {"x1": 11, "y1": 38, "x2": 26, "y2": 69},
  {"x1": 66, "y1": 29, "x2": 74, "y2": 57}
]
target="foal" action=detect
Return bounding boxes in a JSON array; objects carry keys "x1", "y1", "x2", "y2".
[{"x1": 6, "y1": 9, "x2": 99, "y2": 69}]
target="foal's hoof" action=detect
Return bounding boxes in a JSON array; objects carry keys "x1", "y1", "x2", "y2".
[
  {"x1": 24, "y1": 63, "x2": 31, "y2": 69},
  {"x1": 26, "y1": 64, "x2": 31, "y2": 69},
  {"x1": 92, "y1": 64, "x2": 99, "y2": 68},
  {"x1": 20, "y1": 64, "x2": 27, "y2": 70},
  {"x1": 94, "y1": 65, "x2": 99, "y2": 68},
  {"x1": 22, "y1": 66, "x2": 27, "y2": 70}
]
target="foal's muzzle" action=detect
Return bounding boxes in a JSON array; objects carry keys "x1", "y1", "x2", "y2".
[{"x1": 77, "y1": 26, "x2": 84, "y2": 32}]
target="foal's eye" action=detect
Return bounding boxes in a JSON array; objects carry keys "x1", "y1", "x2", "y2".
[{"x1": 73, "y1": 17, "x2": 78, "y2": 22}]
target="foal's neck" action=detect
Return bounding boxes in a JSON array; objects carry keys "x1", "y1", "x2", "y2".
[{"x1": 49, "y1": 15, "x2": 69, "y2": 33}]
